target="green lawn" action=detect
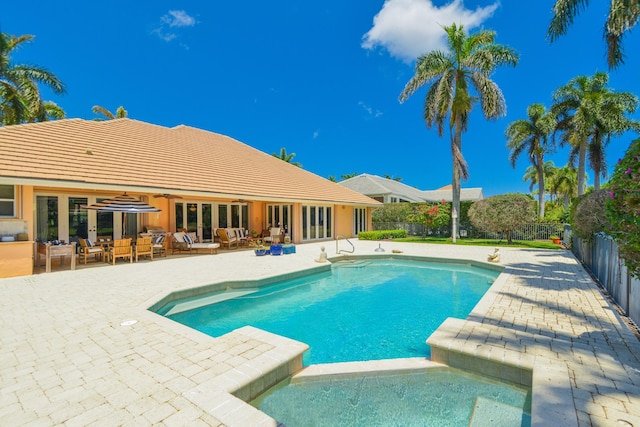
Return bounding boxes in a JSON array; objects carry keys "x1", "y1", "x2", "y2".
[{"x1": 392, "y1": 236, "x2": 563, "y2": 250}]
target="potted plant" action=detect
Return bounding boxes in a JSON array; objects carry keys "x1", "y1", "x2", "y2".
[
  {"x1": 254, "y1": 240, "x2": 268, "y2": 256},
  {"x1": 270, "y1": 243, "x2": 283, "y2": 256},
  {"x1": 550, "y1": 235, "x2": 561, "y2": 244}
]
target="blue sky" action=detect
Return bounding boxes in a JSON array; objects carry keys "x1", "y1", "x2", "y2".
[{"x1": 3, "y1": 1, "x2": 639, "y2": 196}]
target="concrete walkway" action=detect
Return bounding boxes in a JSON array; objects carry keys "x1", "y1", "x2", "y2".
[{"x1": 1, "y1": 241, "x2": 639, "y2": 426}]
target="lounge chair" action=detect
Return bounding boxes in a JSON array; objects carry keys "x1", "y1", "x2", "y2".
[
  {"x1": 172, "y1": 232, "x2": 220, "y2": 254},
  {"x1": 78, "y1": 238, "x2": 105, "y2": 264},
  {"x1": 108, "y1": 238, "x2": 133, "y2": 264},
  {"x1": 134, "y1": 237, "x2": 153, "y2": 262},
  {"x1": 217, "y1": 228, "x2": 238, "y2": 249}
]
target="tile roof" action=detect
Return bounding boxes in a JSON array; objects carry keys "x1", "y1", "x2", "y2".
[
  {"x1": 339, "y1": 174, "x2": 484, "y2": 202},
  {"x1": 338, "y1": 174, "x2": 426, "y2": 202},
  {"x1": 0, "y1": 119, "x2": 380, "y2": 206}
]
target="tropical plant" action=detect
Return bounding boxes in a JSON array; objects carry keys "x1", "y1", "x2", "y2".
[
  {"x1": 548, "y1": 164, "x2": 581, "y2": 209},
  {"x1": 569, "y1": 189, "x2": 611, "y2": 241},
  {"x1": 382, "y1": 174, "x2": 403, "y2": 182},
  {"x1": 92, "y1": 105, "x2": 128, "y2": 120},
  {"x1": 410, "y1": 201, "x2": 451, "y2": 235},
  {"x1": 271, "y1": 147, "x2": 302, "y2": 167},
  {"x1": 372, "y1": 203, "x2": 412, "y2": 223},
  {"x1": 606, "y1": 138, "x2": 640, "y2": 277},
  {"x1": 399, "y1": 23, "x2": 519, "y2": 240},
  {"x1": 0, "y1": 33, "x2": 65, "y2": 125},
  {"x1": 547, "y1": 0, "x2": 640, "y2": 69},
  {"x1": 340, "y1": 172, "x2": 359, "y2": 180},
  {"x1": 552, "y1": 72, "x2": 620, "y2": 195},
  {"x1": 468, "y1": 193, "x2": 537, "y2": 244},
  {"x1": 327, "y1": 175, "x2": 337, "y2": 182},
  {"x1": 507, "y1": 103, "x2": 557, "y2": 218}
]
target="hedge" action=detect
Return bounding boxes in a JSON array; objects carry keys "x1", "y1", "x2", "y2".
[{"x1": 357, "y1": 229, "x2": 408, "y2": 240}]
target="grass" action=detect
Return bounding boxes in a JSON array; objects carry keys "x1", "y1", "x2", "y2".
[{"x1": 392, "y1": 236, "x2": 562, "y2": 250}]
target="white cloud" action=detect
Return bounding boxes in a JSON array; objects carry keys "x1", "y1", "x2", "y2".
[
  {"x1": 162, "y1": 10, "x2": 197, "y2": 28},
  {"x1": 153, "y1": 10, "x2": 197, "y2": 44},
  {"x1": 362, "y1": 0, "x2": 499, "y2": 62},
  {"x1": 359, "y1": 101, "x2": 383, "y2": 118},
  {"x1": 313, "y1": 130, "x2": 320, "y2": 139}
]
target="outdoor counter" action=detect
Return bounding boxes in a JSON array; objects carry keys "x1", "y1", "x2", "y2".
[{"x1": 0, "y1": 241, "x2": 34, "y2": 278}]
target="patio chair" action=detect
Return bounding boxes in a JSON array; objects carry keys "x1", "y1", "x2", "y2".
[
  {"x1": 217, "y1": 228, "x2": 238, "y2": 249},
  {"x1": 78, "y1": 238, "x2": 105, "y2": 264},
  {"x1": 108, "y1": 238, "x2": 133, "y2": 265},
  {"x1": 152, "y1": 235, "x2": 167, "y2": 258},
  {"x1": 134, "y1": 237, "x2": 153, "y2": 262},
  {"x1": 263, "y1": 227, "x2": 282, "y2": 244}
]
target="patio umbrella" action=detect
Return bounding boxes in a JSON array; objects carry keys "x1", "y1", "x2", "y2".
[{"x1": 81, "y1": 193, "x2": 161, "y2": 237}]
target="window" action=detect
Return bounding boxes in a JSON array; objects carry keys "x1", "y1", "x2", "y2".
[
  {"x1": 0, "y1": 185, "x2": 15, "y2": 217},
  {"x1": 354, "y1": 208, "x2": 367, "y2": 235}
]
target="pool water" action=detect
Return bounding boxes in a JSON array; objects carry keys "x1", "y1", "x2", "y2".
[
  {"x1": 251, "y1": 367, "x2": 531, "y2": 427},
  {"x1": 165, "y1": 258, "x2": 499, "y2": 364}
]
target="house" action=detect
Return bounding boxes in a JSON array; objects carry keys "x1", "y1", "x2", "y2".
[
  {"x1": 339, "y1": 174, "x2": 484, "y2": 203},
  {"x1": 0, "y1": 118, "x2": 380, "y2": 277}
]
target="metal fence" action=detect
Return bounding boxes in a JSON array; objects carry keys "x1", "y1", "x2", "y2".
[
  {"x1": 570, "y1": 231, "x2": 640, "y2": 327},
  {"x1": 373, "y1": 222, "x2": 564, "y2": 241}
]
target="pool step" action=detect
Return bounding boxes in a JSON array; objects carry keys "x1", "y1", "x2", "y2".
[
  {"x1": 468, "y1": 397, "x2": 523, "y2": 427},
  {"x1": 163, "y1": 288, "x2": 259, "y2": 316}
]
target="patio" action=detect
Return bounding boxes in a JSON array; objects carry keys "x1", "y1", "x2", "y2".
[{"x1": 1, "y1": 240, "x2": 639, "y2": 426}]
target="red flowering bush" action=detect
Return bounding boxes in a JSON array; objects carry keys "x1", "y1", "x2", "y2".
[
  {"x1": 410, "y1": 200, "x2": 451, "y2": 233},
  {"x1": 606, "y1": 139, "x2": 640, "y2": 277},
  {"x1": 468, "y1": 193, "x2": 537, "y2": 244}
]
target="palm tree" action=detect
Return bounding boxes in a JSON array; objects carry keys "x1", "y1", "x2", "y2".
[
  {"x1": 399, "y1": 23, "x2": 518, "y2": 237},
  {"x1": 340, "y1": 172, "x2": 359, "y2": 180},
  {"x1": 382, "y1": 174, "x2": 403, "y2": 182},
  {"x1": 547, "y1": 0, "x2": 640, "y2": 69},
  {"x1": 506, "y1": 104, "x2": 556, "y2": 218},
  {"x1": 271, "y1": 147, "x2": 302, "y2": 167},
  {"x1": 553, "y1": 72, "x2": 638, "y2": 194},
  {"x1": 587, "y1": 91, "x2": 639, "y2": 190},
  {"x1": 548, "y1": 164, "x2": 580, "y2": 209},
  {"x1": 327, "y1": 175, "x2": 337, "y2": 182},
  {"x1": 92, "y1": 105, "x2": 128, "y2": 120},
  {"x1": 0, "y1": 33, "x2": 65, "y2": 125}
]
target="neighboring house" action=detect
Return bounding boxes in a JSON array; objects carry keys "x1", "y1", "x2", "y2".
[
  {"x1": 339, "y1": 174, "x2": 484, "y2": 203},
  {"x1": 0, "y1": 118, "x2": 380, "y2": 277}
]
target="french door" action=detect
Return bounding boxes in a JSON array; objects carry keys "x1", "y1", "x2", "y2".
[
  {"x1": 175, "y1": 201, "x2": 247, "y2": 242},
  {"x1": 301, "y1": 205, "x2": 332, "y2": 241}
]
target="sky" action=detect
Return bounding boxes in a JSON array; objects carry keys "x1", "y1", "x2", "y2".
[{"x1": 3, "y1": 0, "x2": 640, "y2": 197}]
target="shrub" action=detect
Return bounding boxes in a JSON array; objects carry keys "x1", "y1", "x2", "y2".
[
  {"x1": 357, "y1": 229, "x2": 408, "y2": 240},
  {"x1": 372, "y1": 203, "x2": 412, "y2": 222},
  {"x1": 606, "y1": 138, "x2": 640, "y2": 277},
  {"x1": 409, "y1": 200, "x2": 451, "y2": 234},
  {"x1": 468, "y1": 193, "x2": 537, "y2": 244},
  {"x1": 569, "y1": 190, "x2": 610, "y2": 241}
]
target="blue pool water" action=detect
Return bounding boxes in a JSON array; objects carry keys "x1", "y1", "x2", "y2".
[
  {"x1": 252, "y1": 368, "x2": 531, "y2": 427},
  {"x1": 164, "y1": 258, "x2": 499, "y2": 364}
]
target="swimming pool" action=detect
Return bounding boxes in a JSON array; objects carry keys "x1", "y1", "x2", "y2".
[{"x1": 162, "y1": 258, "x2": 499, "y2": 364}]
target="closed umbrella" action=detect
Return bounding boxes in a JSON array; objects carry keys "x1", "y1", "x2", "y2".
[{"x1": 81, "y1": 193, "x2": 161, "y2": 237}]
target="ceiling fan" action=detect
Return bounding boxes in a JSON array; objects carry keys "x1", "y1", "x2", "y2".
[{"x1": 153, "y1": 193, "x2": 182, "y2": 200}]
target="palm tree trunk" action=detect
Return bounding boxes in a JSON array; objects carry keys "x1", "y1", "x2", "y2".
[
  {"x1": 593, "y1": 167, "x2": 601, "y2": 190},
  {"x1": 577, "y1": 140, "x2": 587, "y2": 196},
  {"x1": 536, "y1": 155, "x2": 545, "y2": 218},
  {"x1": 451, "y1": 124, "x2": 463, "y2": 240}
]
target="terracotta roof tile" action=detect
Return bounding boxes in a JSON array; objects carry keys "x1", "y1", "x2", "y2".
[{"x1": 0, "y1": 119, "x2": 380, "y2": 206}]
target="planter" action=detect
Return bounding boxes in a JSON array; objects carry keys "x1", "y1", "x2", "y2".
[
  {"x1": 551, "y1": 237, "x2": 561, "y2": 244},
  {"x1": 254, "y1": 249, "x2": 268, "y2": 256},
  {"x1": 270, "y1": 244, "x2": 283, "y2": 256}
]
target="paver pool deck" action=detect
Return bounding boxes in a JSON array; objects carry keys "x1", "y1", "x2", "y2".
[{"x1": 1, "y1": 240, "x2": 639, "y2": 426}]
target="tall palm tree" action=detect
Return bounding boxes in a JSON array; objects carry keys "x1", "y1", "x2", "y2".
[
  {"x1": 0, "y1": 33, "x2": 65, "y2": 125},
  {"x1": 271, "y1": 147, "x2": 302, "y2": 167},
  {"x1": 92, "y1": 105, "x2": 128, "y2": 120},
  {"x1": 587, "y1": 91, "x2": 639, "y2": 190},
  {"x1": 382, "y1": 174, "x2": 403, "y2": 182},
  {"x1": 553, "y1": 72, "x2": 637, "y2": 194},
  {"x1": 399, "y1": 23, "x2": 519, "y2": 237},
  {"x1": 506, "y1": 104, "x2": 556, "y2": 218},
  {"x1": 547, "y1": 0, "x2": 640, "y2": 69}
]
